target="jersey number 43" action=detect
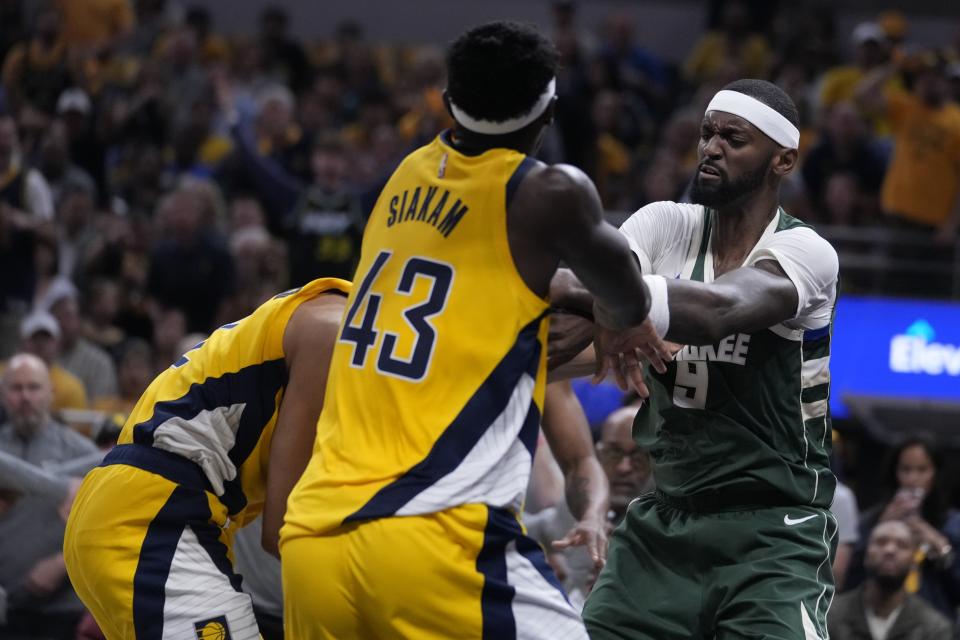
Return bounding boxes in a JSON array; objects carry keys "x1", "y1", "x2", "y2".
[{"x1": 339, "y1": 250, "x2": 453, "y2": 381}]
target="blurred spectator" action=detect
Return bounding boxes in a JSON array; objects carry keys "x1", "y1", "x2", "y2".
[
  {"x1": 16, "y1": 310, "x2": 87, "y2": 411},
  {"x1": 287, "y1": 137, "x2": 364, "y2": 284},
  {"x1": 156, "y1": 25, "x2": 210, "y2": 137},
  {"x1": 259, "y1": 5, "x2": 310, "y2": 93},
  {"x1": 56, "y1": 88, "x2": 107, "y2": 202},
  {"x1": 590, "y1": 89, "x2": 643, "y2": 208},
  {"x1": 833, "y1": 480, "x2": 862, "y2": 592},
  {"x1": 56, "y1": 0, "x2": 135, "y2": 54},
  {"x1": 818, "y1": 22, "x2": 897, "y2": 135},
  {"x1": 878, "y1": 10, "x2": 909, "y2": 48},
  {"x1": 150, "y1": 306, "x2": 186, "y2": 371},
  {"x1": 596, "y1": 406, "x2": 654, "y2": 526},
  {"x1": 54, "y1": 182, "x2": 99, "y2": 282},
  {"x1": 230, "y1": 225, "x2": 287, "y2": 316},
  {"x1": 90, "y1": 338, "x2": 151, "y2": 417},
  {"x1": 146, "y1": 184, "x2": 235, "y2": 332},
  {"x1": 0, "y1": 114, "x2": 50, "y2": 358},
  {"x1": 168, "y1": 90, "x2": 232, "y2": 180},
  {"x1": 857, "y1": 49, "x2": 960, "y2": 241},
  {"x1": 37, "y1": 119, "x2": 97, "y2": 206},
  {"x1": 0, "y1": 114, "x2": 54, "y2": 220},
  {"x1": 81, "y1": 278, "x2": 126, "y2": 354},
  {"x1": 0, "y1": 353, "x2": 98, "y2": 639},
  {"x1": 850, "y1": 437, "x2": 960, "y2": 620},
  {"x1": 596, "y1": 14, "x2": 669, "y2": 113},
  {"x1": 802, "y1": 101, "x2": 886, "y2": 224},
  {"x1": 552, "y1": 24, "x2": 595, "y2": 172},
  {"x1": 829, "y1": 520, "x2": 952, "y2": 639},
  {"x1": 220, "y1": 82, "x2": 311, "y2": 226},
  {"x1": 46, "y1": 282, "x2": 118, "y2": 402},
  {"x1": 183, "y1": 5, "x2": 229, "y2": 65},
  {"x1": 684, "y1": 0, "x2": 771, "y2": 86},
  {"x1": 1, "y1": 6, "x2": 72, "y2": 117}
]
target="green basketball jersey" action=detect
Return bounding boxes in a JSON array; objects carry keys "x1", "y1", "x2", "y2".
[{"x1": 619, "y1": 202, "x2": 839, "y2": 509}]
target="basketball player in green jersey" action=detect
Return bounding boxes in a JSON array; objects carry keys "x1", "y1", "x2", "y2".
[{"x1": 568, "y1": 79, "x2": 840, "y2": 639}]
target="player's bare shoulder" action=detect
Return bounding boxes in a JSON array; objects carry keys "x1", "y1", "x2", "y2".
[
  {"x1": 283, "y1": 292, "x2": 348, "y2": 363},
  {"x1": 511, "y1": 162, "x2": 603, "y2": 229}
]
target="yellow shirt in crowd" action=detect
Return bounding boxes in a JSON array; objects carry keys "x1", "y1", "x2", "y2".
[
  {"x1": 881, "y1": 91, "x2": 960, "y2": 227},
  {"x1": 57, "y1": 0, "x2": 135, "y2": 50}
]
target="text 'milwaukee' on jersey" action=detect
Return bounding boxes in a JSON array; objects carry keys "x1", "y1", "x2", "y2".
[
  {"x1": 116, "y1": 277, "x2": 351, "y2": 526},
  {"x1": 619, "y1": 203, "x2": 839, "y2": 509},
  {"x1": 284, "y1": 131, "x2": 551, "y2": 537}
]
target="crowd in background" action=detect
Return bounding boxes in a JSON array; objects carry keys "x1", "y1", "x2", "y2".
[{"x1": 1, "y1": 0, "x2": 960, "y2": 638}]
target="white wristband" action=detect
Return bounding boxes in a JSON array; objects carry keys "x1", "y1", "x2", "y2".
[{"x1": 642, "y1": 274, "x2": 670, "y2": 337}]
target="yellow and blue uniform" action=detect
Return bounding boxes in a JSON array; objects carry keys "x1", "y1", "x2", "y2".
[
  {"x1": 281, "y1": 132, "x2": 587, "y2": 639},
  {"x1": 63, "y1": 278, "x2": 350, "y2": 640}
]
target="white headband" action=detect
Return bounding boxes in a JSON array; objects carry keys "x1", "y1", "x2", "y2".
[
  {"x1": 706, "y1": 90, "x2": 800, "y2": 149},
  {"x1": 449, "y1": 78, "x2": 556, "y2": 136}
]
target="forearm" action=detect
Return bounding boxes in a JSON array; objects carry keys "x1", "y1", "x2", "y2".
[
  {"x1": 229, "y1": 122, "x2": 303, "y2": 217},
  {"x1": 661, "y1": 265, "x2": 798, "y2": 345},
  {"x1": 549, "y1": 269, "x2": 594, "y2": 318},
  {"x1": 0, "y1": 449, "x2": 69, "y2": 503},
  {"x1": 564, "y1": 457, "x2": 609, "y2": 522}
]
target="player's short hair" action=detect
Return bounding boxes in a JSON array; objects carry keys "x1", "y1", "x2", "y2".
[
  {"x1": 721, "y1": 79, "x2": 800, "y2": 130},
  {"x1": 446, "y1": 21, "x2": 558, "y2": 124}
]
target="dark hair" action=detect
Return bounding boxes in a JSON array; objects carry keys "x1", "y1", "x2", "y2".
[
  {"x1": 721, "y1": 79, "x2": 800, "y2": 129},
  {"x1": 882, "y1": 435, "x2": 951, "y2": 528},
  {"x1": 446, "y1": 21, "x2": 558, "y2": 124}
]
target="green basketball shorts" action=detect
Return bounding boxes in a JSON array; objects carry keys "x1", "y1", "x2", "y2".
[{"x1": 583, "y1": 492, "x2": 837, "y2": 639}]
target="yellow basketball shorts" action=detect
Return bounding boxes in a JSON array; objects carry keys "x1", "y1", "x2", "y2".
[
  {"x1": 280, "y1": 503, "x2": 587, "y2": 639},
  {"x1": 63, "y1": 444, "x2": 260, "y2": 639}
]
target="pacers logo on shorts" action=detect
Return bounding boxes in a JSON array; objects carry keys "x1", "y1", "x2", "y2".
[{"x1": 194, "y1": 615, "x2": 232, "y2": 640}]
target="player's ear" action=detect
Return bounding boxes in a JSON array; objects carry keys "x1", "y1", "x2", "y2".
[
  {"x1": 771, "y1": 147, "x2": 798, "y2": 177},
  {"x1": 441, "y1": 90, "x2": 454, "y2": 119}
]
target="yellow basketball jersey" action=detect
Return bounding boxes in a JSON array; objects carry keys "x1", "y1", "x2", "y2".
[
  {"x1": 284, "y1": 132, "x2": 550, "y2": 538},
  {"x1": 116, "y1": 277, "x2": 351, "y2": 526}
]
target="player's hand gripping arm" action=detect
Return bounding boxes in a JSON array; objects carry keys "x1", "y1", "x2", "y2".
[
  {"x1": 262, "y1": 293, "x2": 346, "y2": 557},
  {"x1": 541, "y1": 381, "x2": 610, "y2": 569}
]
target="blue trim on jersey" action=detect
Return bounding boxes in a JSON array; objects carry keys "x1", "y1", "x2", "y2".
[
  {"x1": 343, "y1": 317, "x2": 543, "y2": 524},
  {"x1": 130, "y1": 359, "x2": 288, "y2": 514},
  {"x1": 803, "y1": 324, "x2": 830, "y2": 342},
  {"x1": 103, "y1": 444, "x2": 216, "y2": 493},
  {"x1": 132, "y1": 486, "x2": 211, "y2": 640},
  {"x1": 518, "y1": 402, "x2": 540, "y2": 459},
  {"x1": 477, "y1": 507, "x2": 518, "y2": 639},
  {"x1": 803, "y1": 325, "x2": 831, "y2": 342},
  {"x1": 505, "y1": 156, "x2": 536, "y2": 209}
]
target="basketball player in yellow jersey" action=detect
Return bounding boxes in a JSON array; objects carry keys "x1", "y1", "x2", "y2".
[
  {"x1": 280, "y1": 22, "x2": 667, "y2": 640},
  {"x1": 63, "y1": 277, "x2": 350, "y2": 640}
]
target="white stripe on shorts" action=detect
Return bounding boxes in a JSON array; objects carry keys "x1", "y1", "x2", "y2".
[
  {"x1": 160, "y1": 525, "x2": 260, "y2": 640},
  {"x1": 505, "y1": 540, "x2": 588, "y2": 640}
]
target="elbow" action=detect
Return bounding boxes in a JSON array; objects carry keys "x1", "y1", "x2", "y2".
[{"x1": 699, "y1": 289, "x2": 739, "y2": 344}]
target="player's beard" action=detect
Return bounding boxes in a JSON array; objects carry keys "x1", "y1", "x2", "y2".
[{"x1": 690, "y1": 159, "x2": 770, "y2": 209}]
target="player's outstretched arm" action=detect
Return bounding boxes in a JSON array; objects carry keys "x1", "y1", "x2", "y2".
[
  {"x1": 261, "y1": 293, "x2": 346, "y2": 557},
  {"x1": 515, "y1": 164, "x2": 651, "y2": 330},
  {"x1": 541, "y1": 381, "x2": 610, "y2": 569},
  {"x1": 664, "y1": 260, "x2": 799, "y2": 345}
]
